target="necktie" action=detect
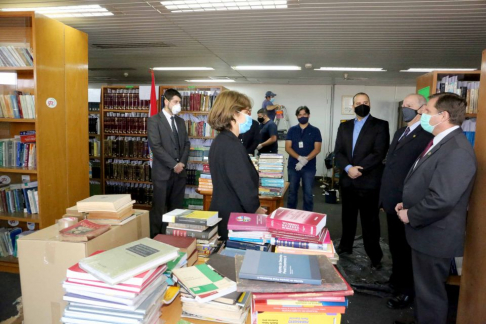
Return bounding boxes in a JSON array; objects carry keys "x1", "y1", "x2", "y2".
[
  {"x1": 399, "y1": 127, "x2": 410, "y2": 141},
  {"x1": 171, "y1": 116, "x2": 180, "y2": 150},
  {"x1": 418, "y1": 139, "x2": 434, "y2": 160}
]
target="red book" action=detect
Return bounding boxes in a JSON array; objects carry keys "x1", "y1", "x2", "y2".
[
  {"x1": 273, "y1": 228, "x2": 331, "y2": 247},
  {"x1": 203, "y1": 164, "x2": 210, "y2": 173},
  {"x1": 270, "y1": 227, "x2": 329, "y2": 244},
  {"x1": 59, "y1": 219, "x2": 110, "y2": 242},
  {"x1": 228, "y1": 213, "x2": 267, "y2": 231},
  {"x1": 267, "y1": 208, "x2": 326, "y2": 236},
  {"x1": 153, "y1": 234, "x2": 197, "y2": 256},
  {"x1": 253, "y1": 302, "x2": 346, "y2": 314},
  {"x1": 263, "y1": 296, "x2": 345, "y2": 302}
]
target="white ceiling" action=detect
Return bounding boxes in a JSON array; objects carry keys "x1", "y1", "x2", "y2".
[{"x1": 1, "y1": 0, "x2": 485, "y2": 85}]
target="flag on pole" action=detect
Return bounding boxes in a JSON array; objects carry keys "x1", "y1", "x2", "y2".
[{"x1": 149, "y1": 69, "x2": 157, "y2": 167}]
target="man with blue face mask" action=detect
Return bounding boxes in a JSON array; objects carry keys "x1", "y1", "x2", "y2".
[
  {"x1": 393, "y1": 93, "x2": 477, "y2": 324},
  {"x1": 379, "y1": 94, "x2": 433, "y2": 310},
  {"x1": 262, "y1": 90, "x2": 281, "y2": 121}
]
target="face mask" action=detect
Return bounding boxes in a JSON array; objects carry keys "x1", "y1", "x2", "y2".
[
  {"x1": 171, "y1": 103, "x2": 181, "y2": 115},
  {"x1": 257, "y1": 117, "x2": 264, "y2": 123},
  {"x1": 270, "y1": 98, "x2": 275, "y2": 103},
  {"x1": 238, "y1": 112, "x2": 253, "y2": 134},
  {"x1": 420, "y1": 112, "x2": 445, "y2": 133},
  {"x1": 298, "y1": 117, "x2": 309, "y2": 124},
  {"x1": 402, "y1": 107, "x2": 418, "y2": 122},
  {"x1": 354, "y1": 104, "x2": 370, "y2": 117}
]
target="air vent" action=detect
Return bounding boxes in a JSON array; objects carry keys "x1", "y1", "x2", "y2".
[
  {"x1": 89, "y1": 68, "x2": 136, "y2": 71},
  {"x1": 91, "y1": 42, "x2": 175, "y2": 49},
  {"x1": 89, "y1": 76, "x2": 120, "y2": 81}
]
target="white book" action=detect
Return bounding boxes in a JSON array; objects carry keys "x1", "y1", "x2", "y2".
[{"x1": 77, "y1": 194, "x2": 134, "y2": 212}]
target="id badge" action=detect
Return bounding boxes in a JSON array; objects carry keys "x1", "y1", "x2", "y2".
[{"x1": 299, "y1": 141, "x2": 304, "y2": 148}]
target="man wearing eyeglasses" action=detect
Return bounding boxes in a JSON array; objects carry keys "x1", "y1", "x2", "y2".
[{"x1": 379, "y1": 94, "x2": 433, "y2": 310}]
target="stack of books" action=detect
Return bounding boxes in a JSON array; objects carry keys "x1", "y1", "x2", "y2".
[
  {"x1": 250, "y1": 156, "x2": 259, "y2": 170},
  {"x1": 59, "y1": 220, "x2": 110, "y2": 242},
  {"x1": 162, "y1": 209, "x2": 221, "y2": 260},
  {"x1": 268, "y1": 208, "x2": 338, "y2": 264},
  {"x1": 77, "y1": 194, "x2": 137, "y2": 225},
  {"x1": 223, "y1": 213, "x2": 272, "y2": 257},
  {"x1": 197, "y1": 163, "x2": 213, "y2": 192},
  {"x1": 236, "y1": 250, "x2": 353, "y2": 324},
  {"x1": 258, "y1": 154, "x2": 285, "y2": 197},
  {"x1": 154, "y1": 234, "x2": 198, "y2": 268},
  {"x1": 172, "y1": 255, "x2": 250, "y2": 324},
  {"x1": 61, "y1": 238, "x2": 179, "y2": 324}
]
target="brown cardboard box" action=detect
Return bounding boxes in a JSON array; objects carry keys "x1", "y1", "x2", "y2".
[{"x1": 18, "y1": 210, "x2": 149, "y2": 324}]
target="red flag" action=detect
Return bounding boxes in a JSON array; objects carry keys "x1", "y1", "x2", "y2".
[{"x1": 149, "y1": 69, "x2": 157, "y2": 117}]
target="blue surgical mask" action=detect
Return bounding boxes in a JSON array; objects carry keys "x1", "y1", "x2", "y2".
[
  {"x1": 270, "y1": 98, "x2": 275, "y2": 103},
  {"x1": 420, "y1": 112, "x2": 444, "y2": 133},
  {"x1": 238, "y1": 112, "x2": 253, "y2": 134}
]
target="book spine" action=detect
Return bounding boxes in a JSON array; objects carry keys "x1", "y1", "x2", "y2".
[
  {"x1": 174, "y1": 215, "x2": 208, "y2": 226},
  {"x1": 274, "y1": 239, "x2": 326, "y2": 250},
  {"x1": 254, "y1": 304, "x2": 345, "y2": 314},
  {"x1": 239, "y1": 272, "x2": 322, "y2": 286},
  {"x1": 226, "y1": 240, "x2": 270, "y2": 251},
  {"x1": 268, "y1": 219, "x2": 318, "y2": 236},
  {"x1": 165, "y1": 227, "x2": 211, "y2": 239}
]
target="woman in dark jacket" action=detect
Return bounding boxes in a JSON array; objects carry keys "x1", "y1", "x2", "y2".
[{"x1": 208, "y1": 90, "x2": 266, "y2": 240}]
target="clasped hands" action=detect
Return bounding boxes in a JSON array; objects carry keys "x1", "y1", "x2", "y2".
[
  {"x1": 295, "y1": 156, "x2": 308, "y2": 171},
  {"x1": 395, "y1": 202, "x2": 409, "y2": 224},
  {"x1": 174, "y1": 162, "x2": 185, "y2": 174}
]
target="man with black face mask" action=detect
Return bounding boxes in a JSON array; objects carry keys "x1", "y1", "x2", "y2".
[
  {"x1": 379, "y1": 94, "x2": 433, "y2": 309},
  {"x1": 334, "y1": 92, "x2": 389, "y2": 270}
]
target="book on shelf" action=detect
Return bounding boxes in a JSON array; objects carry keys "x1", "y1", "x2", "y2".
[
  {"x1": 104, "y1": 136, "x2": 150, "y2": 159},
  {"x1": 88, "y1": 138, "x2": 101, "y2": 157},
  {"x1": 78, "y1": 237, "x2": 179, "y2": 285},
  {"x1": 0, "y1": 136, "x2": 37, "y2": 169},
  {"x1": 104, "y1": 159, "x2": 152, "y2": 182},
  {"x1": 162, "y1": 209, "x2": 220, "y2": 226},
  {"x1": 0, "y1": 93, "x2": 35, "y2": 119},
  {"x1": 268, "y1": 208, "x2": 327, "y2": 237},
  {"x1": 104, "y1": 181, "x2": 153, "y2": 207},
  {"x1": 59, "y1": 220, "x2": 110, "y2": 242},
  {"x1": 77, "y1": 194, "x2": 134, "y2": 213},
  {"x1": 104, "y1": 112, "x2": 148, "y2": 134},
  {"x1": 436, "y1": 75, "x2": 480, "y2": 113},
  {"x1": 0, "y1": 46, "x2": 33, "y2": 67},
  {"x1": 238, "y1": 250, "x2": 322, "y2": 285},
  {"x1": 171, "y1": 89, "x2": 219, "y2": 112},
  {"x1": 103, "y1": 88, "x2": 150, "y2": 110},
  {"x1": 172, "y1": 263, "x2": 237, "y2": 303},
  {"x1": 0, "y1": 227, "x2": 22, "y2": 257},
  {"x1": 0, "y1": 181, "x2": 38, "y2": 215}
]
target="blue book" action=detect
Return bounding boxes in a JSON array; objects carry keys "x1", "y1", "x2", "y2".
[
  {"x1": 226, "y1": 240, "x2": 271, "y2": 251},
  {"x1": 239, "y1": 250, "x2": 322, "y2": 285}
]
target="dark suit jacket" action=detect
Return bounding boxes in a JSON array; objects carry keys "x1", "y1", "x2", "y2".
[
  {"x1": 334, "y1": 115, "x2": 390, "y2": 190},
  {"x1": 380, "y1": 125, "x2": 434, "y2": 214},
  {"x1": 209, "y1": 130, "x2": 260, "y2": 240},
  {"x1": 238, "y1": 119, "x2": 260, "y2": 155},
  {"x1": 403, "y1": 128, "x2": 477, "y2": 258},
  {"x1": 147, "y1": 112, "x2": 190, "y2": 182}
]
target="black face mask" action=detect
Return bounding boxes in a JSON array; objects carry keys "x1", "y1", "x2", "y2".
[
  {"x1": 402, "y1": 107, "x2": 418, "y2": 122},
  {"x1": 355, "y1": 104, "x2": 370, "y2": 117},
  {"x1": 257, "y1": 117, "x2": 264, "y2": 123}
]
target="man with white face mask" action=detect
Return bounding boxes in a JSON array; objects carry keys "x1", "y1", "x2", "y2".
[{"x1": 147, "y1": 88, "x2": 190, "y2": 237}]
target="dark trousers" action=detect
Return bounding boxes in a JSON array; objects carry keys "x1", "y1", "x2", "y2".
[
  {"x1": 412, "y1": 249, "x2": 451, "y2": 324},
  {"x1": 387, "y1": 212, "x2": 414, "y2": 295},
  {"x1": 339, "y1": 186, "x2": 383, "y2": 265},
  {"x1": 150, "y1": 172, "x2": 186, "y2": 238},
  {"x1": 287, "y1": 167, "x2": 315, "y2": 211}
]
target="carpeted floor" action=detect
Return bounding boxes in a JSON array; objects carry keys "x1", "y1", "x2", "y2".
[{"x1": 0, "y1": 181, "x2": 460, "y2": 324}]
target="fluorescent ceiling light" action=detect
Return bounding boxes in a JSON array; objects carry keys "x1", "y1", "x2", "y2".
[
  {"x1": 185, "y1": 79, "x2": 235, "y2": 83},
  {"x1": 153, "y1": 67, "x2": 214, "y2": 71},
  {"x1": 1, "y1": 5, "x2": 113, "y2": 18},
  {"x1": 161, "y1": 0, "x2": 287, "y2": 12},
  {"x1": 232, "y1": 65, "x2": 301, "y2": 71},
  {"x1": 315, "y1": 67, "x2": 386, "y2": 72},
  {"x1": 0, "y1": 72, "x2": 17, "y2": 85},
  {"x1": 400, "y1": 68, "x2": 477, "y2": 73}
]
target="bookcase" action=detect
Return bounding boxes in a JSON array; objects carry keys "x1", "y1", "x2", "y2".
[
  {"x1": 0, "y1": 12, "x2": 89, "y2": 273},
  {"x1": 88, "y1": 102, "x2": 102, "y2": 195},
  {"x1": 416, "y1": 70, "x2": 481, "y2": 118},
  {"x1": 100, "y1": 86, "x2": 153, "y2": 210},
  {"x1": 158, "y1": 85, "x2": 226, "y2": 210}
]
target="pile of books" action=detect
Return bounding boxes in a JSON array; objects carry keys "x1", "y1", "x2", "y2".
[
  {"x1": 154, "y1": 234, "x2": 198, "y2": 268},
  {"x1": 0, "y1": 181, "x2": 38, "y2": 215},
  {"x1": 258, "y1": 154, "x2": 285, "y2": 197},
  {"x1": 187, "y1": 147, "x2": 209, "y2": 163},
  {"x1": 76, "y1": 194, "x2": 137, "y2": 225},
  {"x1": 250, "y1": 156, "x2": 259, "y2": 170},
  {"x1": 236, "y1": 250, "x2": 353, "y2": 324},
  {"x1": 223, "y1": 213, "x2": 272, "y2": 257},
  {"x1": 163, "y1": 209, "x2": 221, "y2": 260},
  {"x1": 0, "y1": 46, "x2": 33, "y2": 67},
  {"x1": 268, "y1": 208, "x2": 338, "y2": 264},
  {"x1": 61, "y1": 238, "x2": 179, "y2": 324},
  {"x1": 197, "y1": 163, "x2": 213, "y2": 192},
  {"x1": 172, "y1": 254, "x2": 251, "y2": 323},
  {"x1": 59, "y1": 219, "x2": 110, "y2": 242}
]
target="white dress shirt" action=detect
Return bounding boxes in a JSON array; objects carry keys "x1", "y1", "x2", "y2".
[
  {"x1": 162, "y1": 108, "x2": 178, "y2": 131},
  {"x1": 425, "y1": 125, "x2": 460, "y2": 155}
]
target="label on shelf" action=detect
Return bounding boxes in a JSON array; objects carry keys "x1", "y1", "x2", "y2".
[
  {"x1": 8, "y1": 220, "x2": 19, "y2": 226},
  {"x1": 27, "y1": 222, "x2": 35, "y2": 230},
  {"x1": 0, "y1": 175, "x2": 11, "y2": 185},
  {"x1": 46, "y1": 98, "x2": 57, "y2": 108}
]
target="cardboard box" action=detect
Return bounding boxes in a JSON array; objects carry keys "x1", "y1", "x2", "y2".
[{"x1": 18, "y1": 210, "x2": 150, "y2": 324}]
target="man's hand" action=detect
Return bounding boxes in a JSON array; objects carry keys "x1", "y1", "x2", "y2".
[
  {"x1": 295, "y1": 162, "x2": 304, "y2": 171},
  {"x1": 256, "y1": 207, "x2": 267, "y2": 214},
  {"x1": 348, "y1": 166, "x2": 363, "y2": 179},
  {"x1": 257, "y1": 144, "x2": 263, "y2": 150},
  {"x1": 395, "y1": 202, "x2": 404, "y2": 214},
  {"x1": 298, "y1": 156, "x2": 308, "y2": 166},
  {"x1": 398, "y1": 209, "x2": 409, "y2": 224},
  {"x1": 174, "y1": 163, "x2": 184, "y2": 174}
]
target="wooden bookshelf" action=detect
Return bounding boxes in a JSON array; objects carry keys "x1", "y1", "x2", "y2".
[
  {"x1": 0, "y1": 12, "x2": 89, "y2": 272},
  {"x1": 0, "y1": 66, "x2": 34, "y2": 72},
  {"x1": 104, "y1": 156, "x2": 150, "y2": 161},
  {"x1": 180, "y1": 110, "x2": 210, "y2": 115}
]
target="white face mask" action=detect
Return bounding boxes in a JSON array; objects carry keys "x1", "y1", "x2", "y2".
[{"x1": 171, "y1": 104, "x2": 181, "y2": 115}]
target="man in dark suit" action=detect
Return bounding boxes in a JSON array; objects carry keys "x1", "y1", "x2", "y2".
[
  {"x1": 147, "y1": 89, "x2": 190, "y2": 237},
  {"x1": 394, "y1": 93, "x2": 477, "y2": 324},
  {"x1": 334, "y1": 92, "x2": 389, "y2": 269},
  {"x1": 238, "y1": 107, "x2": 260, "y2": 156},
  {"x1": 380, "y1": 94, "x2": 433, "y2": 309}
]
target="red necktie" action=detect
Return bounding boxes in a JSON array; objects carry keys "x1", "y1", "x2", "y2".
[{"x1": 418, "y1": 139, "x2": 434, "y2": 160}]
